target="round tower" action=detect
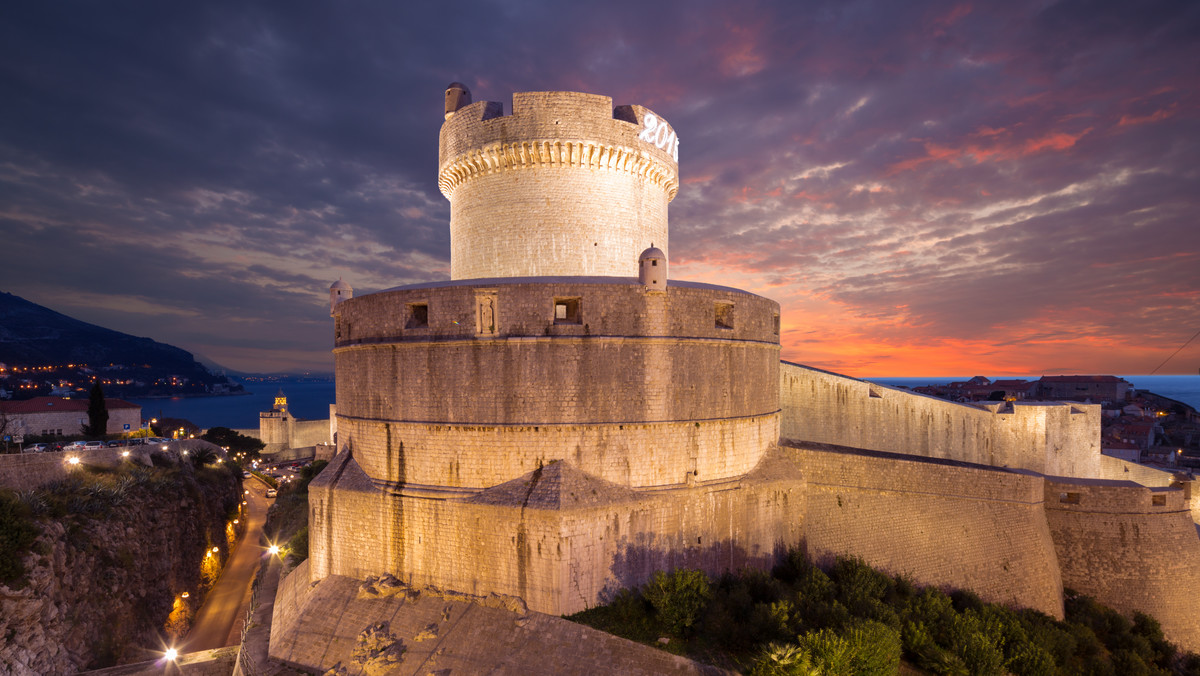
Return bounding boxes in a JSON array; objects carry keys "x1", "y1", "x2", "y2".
[{"x1": 438, "y1": 89, "x2": 680, "y2": 279}]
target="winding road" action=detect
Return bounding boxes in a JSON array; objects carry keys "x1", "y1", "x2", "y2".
[{"x1": 181, "y1": 475, "x2": 274, "y2": 652}]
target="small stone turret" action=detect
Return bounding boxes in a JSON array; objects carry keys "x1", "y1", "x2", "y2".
[
  {"x1": 329, "y1": 278, "x2": 353, "y2": 316},
  {"x1": 638, "y1": 245, "x2": 667, "y2": 288},
  {"x1": 444, "y1": 82, "x2": 471, "y2": 120}
]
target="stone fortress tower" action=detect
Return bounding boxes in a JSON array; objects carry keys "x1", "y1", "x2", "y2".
[
  {"x1": 278, "y1": 85, "x2": 1200, "y2": 667},
  {"x1": 311, "y1": 85, "x2": 803, "y2": 615}
]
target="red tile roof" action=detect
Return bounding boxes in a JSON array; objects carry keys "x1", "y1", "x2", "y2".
[{"x1": 0, "y1": 396, "x2": 139, "y2": 414}]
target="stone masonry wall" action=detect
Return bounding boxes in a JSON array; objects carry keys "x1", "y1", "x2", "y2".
[
  {"x1": 785, "y1": 443, "x2": 1064, "y2": 618},
  {"x1": 439, "y1": 91, "x2": 678, "y2": 280},
  {"x1": 340, "y1": 414, "x2": 778, "y2": 490},
  {"x1": 0, "y1": 447, "x2": 153, "y2": 492},
  {"x1": 1044, "y1": 477, "x2": 1200, "y2": 652},
  {"x1": 335, "y1": 280, "x2": 780, "y2": 489},
  {"x1": 307, "y1": 451, "x2": 805, "y2": 616},
  {"x1": 780, "y1": 362, "x2": 1101, "y2": 477}
]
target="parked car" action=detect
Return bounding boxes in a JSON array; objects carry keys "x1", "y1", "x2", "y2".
[
  {"x1": 83, "y1": 441, "x2": 105, "y2": 449},
  {"x1": 24, "y1": 443, "x2": 50, "y2": 453},
  {"x1": 265, "y1": 488, "x2": 278, "y2": 498},
  {"x1": 65, "y1": 441, "x2": 88, "y2": 449}
]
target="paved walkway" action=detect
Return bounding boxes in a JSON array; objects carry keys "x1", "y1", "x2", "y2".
[{"x1": 182, "y1": 476, "x2": 273, "y2": 652}]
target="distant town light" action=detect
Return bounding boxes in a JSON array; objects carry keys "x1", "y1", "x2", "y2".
[
  {"x1": 212, "y1": 546, "x2": 219, "y2": 553},
  {"x1": 181, "y1": 591, "x2": 189, "y2": 599}
]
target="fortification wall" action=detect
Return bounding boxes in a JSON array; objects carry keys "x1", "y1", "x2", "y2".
[
  {"x1": 1044, "y1": 477, "x2": 1200, "y2": 652},
  {"x1": 0, "y1": 447, "x2": 152, "y2": 491},
  {"x1": 339, "y1": 415, "x2": 777, "y2": 490},
  {"x1": 335, "y1": 280, "x2": 780, "y2": 488},
  {"x1": 780, "y1": 363, "x2": 1101, "y2": 477},
  {"x1": 785, "y1": 443, "x2": 1064, "y2": 617},
  {"x1": 290, "y1": 419, "x2": 329, "y2": 448},
  {"x1": 439, "y1": 91, "x2": 679, "y2": 280},
  {"x1": 307, "y1": 451, "x2": 804, "y2": 616}
]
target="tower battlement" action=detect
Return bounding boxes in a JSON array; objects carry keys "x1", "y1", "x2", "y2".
[{"x1": 438, "y1": 89, "x2": 681, "y2": 280}]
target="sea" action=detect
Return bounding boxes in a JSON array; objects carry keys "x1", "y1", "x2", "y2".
[
  {"x1": 868, "y1": 375, "x2": 1200, "y2": 411},
  {"x1": 128, "y1": 381, "x2": 336, "y2": 430},
  {"x1": 126, "y1": 375, "x2": 1200, "y2": 431}
]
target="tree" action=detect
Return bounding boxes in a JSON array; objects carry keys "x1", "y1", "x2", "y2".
[
  {"x1": 83, "y1": 382, "x2": 109, "y2": 437},
  {"x1": 200, "y1": 426, "x2": 265, "y2": 459}
]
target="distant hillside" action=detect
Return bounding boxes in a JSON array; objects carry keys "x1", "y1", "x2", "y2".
[{"x1": 0, "y1": 291, "x2": 240, "y2": 399}]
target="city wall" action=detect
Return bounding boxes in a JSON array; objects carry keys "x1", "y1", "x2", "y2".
[
  {"x1": 1044, "y1": 477, "x2": 1200, "y2": 652},
  {"x1": 308, "y1": 449, "x2": 805, "y2": 616},
  {"x1": 784, "y1": 443, "x2": 1064, "y2": 618},
  {"x1": 0, "y1": 447, "x2": 153, "y2": 492},
  {"x1": 780, "y1": 363, "x2": 1101, "y2": 477}
]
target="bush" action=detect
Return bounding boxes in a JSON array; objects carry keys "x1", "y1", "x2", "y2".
[
  {"x1": 643, "y1": 568, "x2": 711, "y2": 638},
  {"x1": 287, "y1": 525, "x2": 309, "y2": 564},
  {"x1": 747, "y1": 642, "x2": 817, "y2": 676}
]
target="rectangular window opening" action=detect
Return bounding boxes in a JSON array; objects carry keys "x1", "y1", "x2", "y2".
[
  {"x1": 715, "y1": 302, "x2": 734, "y2": 329},
  {"x1": 554, "y1": 298, "x2": 581, "y2": 324},
  {"x1": 1151, "y1": 494, "x2": 1166, "y2": 506},
  {"x1": 773, "y1": 314, "x2": 780, "y2": 336},
  {"x1": 407, "y1": 302, "x2": 429, "y2": 329},
  {"x1": 1059, "y1": 492, "x2": 1081, "y2": 504}
]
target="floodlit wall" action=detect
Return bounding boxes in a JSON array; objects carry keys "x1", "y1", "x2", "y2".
[
  {"x1": 334, "y1": 280, "x2": 780, "y2": 490},
  {"x1": 307, "y1": 451, "x2": 804, "y2": 616},
  {"x1": 1044, "y1": 477, "x2": 1200, "y2": 652},
  {"x1": 786, "y1": 444, "x2": 1064, "y2": 618},
  {"x1": 780, "y1": 363, "x2": 1101, "y2": 477}
]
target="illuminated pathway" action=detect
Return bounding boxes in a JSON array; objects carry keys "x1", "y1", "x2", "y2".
[{"x1": 182, "y1": 477, "x2": 273, "y2": 652}]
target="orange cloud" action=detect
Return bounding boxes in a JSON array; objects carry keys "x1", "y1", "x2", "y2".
[
  {"x1": 888, "y1": 128, "x2": 1088, "y2": 173},
  {"x1": 1118, "y1": 104, "x2": 1179, "y2": 126}
]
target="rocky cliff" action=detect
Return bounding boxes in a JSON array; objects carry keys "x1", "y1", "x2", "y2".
[{"x1": 0, "y1": 455, "x2": 241, "y2": 673}]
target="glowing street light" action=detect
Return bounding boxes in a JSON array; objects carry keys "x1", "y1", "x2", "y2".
[
  {"x1": 268, "y1": 544, "x2": 280, "y2": 556},
  {"x1": 67, "y1": 457, "x2": 80, "y2": 465},
  {"x1": 164, "y1": 648, "x2": 178, "y2": 661}
]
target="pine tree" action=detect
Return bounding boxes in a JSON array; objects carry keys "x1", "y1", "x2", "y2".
[{"x1": 84, "y1": 382, "x2": 109, "y2": 438}]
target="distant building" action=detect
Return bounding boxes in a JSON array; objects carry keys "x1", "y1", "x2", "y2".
[
  {"x1": 0, "y1": 396, "x2": 141, "y2": 437},
  {"x1": 1037, "y1": 375, "x2": 1130, "y2": 404}
]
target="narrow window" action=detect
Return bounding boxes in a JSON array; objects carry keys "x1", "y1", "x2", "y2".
[
  {"x1": 1151, "y1": 494, "x2": 1166, "y2": 506},
  {"x1": 773, "y1": 314, "x2": 780, "y2": 335},
  {"x1": 407, "y1": 302, "x2": 429, "y2": 328},
  {"x1": 554, "y1": 298, "x2": 581, "y2": 324},
  {"x1": 1059, "y1": 492, "x2": 1081, "y2": 504},
  {"x1": 715, "y1": 302, "x2": 734, "y2": 329}
]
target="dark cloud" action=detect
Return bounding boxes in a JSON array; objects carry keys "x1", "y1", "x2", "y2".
[{"x1": 1, "y1": 0, "x2": 1197, "y2": 374}]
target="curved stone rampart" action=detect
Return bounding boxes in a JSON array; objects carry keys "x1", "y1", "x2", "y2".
[
  {"x1": 333, "y1": 279, "x2": 780, "y2": 489},
  {"x1": 339, "y1": 414, "x2": 779, "y2": 490},
  {"x1": 1044, "y1": 477, "x2": 1200, "y2": 652}
]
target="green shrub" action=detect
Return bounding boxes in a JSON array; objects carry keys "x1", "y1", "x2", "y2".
[
  {"x1": 746, "y1": 642, "x2": 818, "y2": 676},
  {"x1": 643, "y1": 568, "x2": 711, "y2": 638},
  {"x1": 798, "y1": 628, "x2": 854, "y2": 674},
  {"x1": 844, "y1": 620, "x2": 902, "y2": 675},
  {"x1": 287, "y1": 525, "x2": 309, "y2": 563},
  {"x1": 0, "y1": 490, "x2": 40, "y2": 587}
]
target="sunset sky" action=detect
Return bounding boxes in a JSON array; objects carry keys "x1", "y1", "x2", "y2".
[{"x1": 1, "y1": 1, "x2": 1197, "y2": 376}]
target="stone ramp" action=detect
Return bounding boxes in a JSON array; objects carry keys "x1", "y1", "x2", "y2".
[{"x1": 270, "y1": 564, "x2": 729, "y2": 675}]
